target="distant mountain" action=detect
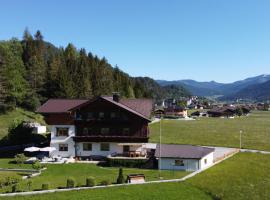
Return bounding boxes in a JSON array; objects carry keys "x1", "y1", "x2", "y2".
[
  {"x1": 156, "y1": 80, "x2": 223, "y2": 96},
  {"x1": 217, "y1": 74, "x2": 270, "y2": 96},
  {"x1": 222, "y1": 80, "x2": 270, "y2": 101},
  {"x1": 156, "y1": 74, "x2": 270, "y2": 99}
]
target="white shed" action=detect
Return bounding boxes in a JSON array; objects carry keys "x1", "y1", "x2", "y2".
[{"x1": 155, "y1": 144, "x2": 214, "y2": 171}]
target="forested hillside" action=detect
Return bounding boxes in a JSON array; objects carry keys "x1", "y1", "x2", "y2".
[{"x1": 0, "y1": 30, "x2": 190, "y2": 111}]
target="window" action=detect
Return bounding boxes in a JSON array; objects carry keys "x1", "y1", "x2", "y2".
[
  {"x1": 87, "y1": 112, "x2": 93, "y2": 119},
  {"x1": 59, "y1": 144, "x2": 68, "y2": 151},
  {"x1": 99, "y1": 112, "x2": 105, "y2": 119},
  {"x1": 75, "y1": 112, "x2": 82, "y2": 120},
  {"x1": 83, "y1": 128, "x2": 88, "y2": 135},
  {"x1": 83, "y1": 143, "x2": 92, "y2": 151},
  {"x1": 204, "y1": 159, "x2": 207, "y2": 164},
  {"x1": 123, "y1": 128, "x2": 130, "y2": 135},
  {"x1": 101, "y1": 128, "x2": 109, "y2": 135},
  {"x1": 175, "y1": 159, "x2": 184, "y2": 166},
  {"x1": 56, "y1": 127, "x2": 69, "y2": 137},
  {"x1": 100, "y1": 143, "x2": 110, "y2": 151},
  {"x1": 83, "y1": 128, "x2": 92, "y2": 135},
  {"x1": 123, "y1": 145, "x2": 130, "y2": 152},
  {"x1": 110, "y1": 112, "x2": 116, "y2": 119}
]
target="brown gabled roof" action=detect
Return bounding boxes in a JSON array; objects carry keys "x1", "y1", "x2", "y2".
[
  {"x1": 36, "y1": 99, "x2": 89, "y2": 113},
  {"x1": 155, "y1": 144, "x2": 214, "y2": 159},
  {"x1": 37, "y1": 97, "x2": 153, "y2": 121},
  {"x1": 101, "y1": 97, "x2": 153, "y2": 121}
]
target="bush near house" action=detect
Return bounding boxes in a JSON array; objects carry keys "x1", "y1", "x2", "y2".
[
  {"x1": 104, "y1": 158, "x2": 148, "y2": 168},
  {"x1": 116, "y1": 168, "x2": 125, "y2": 184},
  {"x1": 86, "y1": 177, "x2": 95, "y2": 187},
  {"x1": 66, "y1": 178, "x2": 76, "y2": 188},
  {"x1": 14, "y1": 154, "x2": 26, "y2": 165},
  {"x1": 41, "y1": 183, "x2": 49, "y2": 190}
]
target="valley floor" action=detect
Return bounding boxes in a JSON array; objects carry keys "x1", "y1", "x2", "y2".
[{"x1": 150, "y1": 111, "x2": 270, "y2": 151}]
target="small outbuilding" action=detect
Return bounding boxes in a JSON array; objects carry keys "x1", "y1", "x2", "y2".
[
  {"x1": 127, "y1": 174, "x2": 145, "y2": 183},
  {"x1": 155, "y1": 144, "x2": 214, "y2": 171}
]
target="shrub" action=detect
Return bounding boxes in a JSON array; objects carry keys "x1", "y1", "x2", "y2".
[
  {"x1": 0, "y1": 104, "x2": 14, "y2": 114},
  {"x1": 66, "y1": 177, "x2": 76, "y2": 188},
  {"x1": 11, "y1": 183, "x2": 18, "y2": 193},
  {"x1": 41, "y1": 183, "x2": 49, "y2": 190},
  {"x1": 32, "y1": 161, "x2": 42, "y2": 170},
  {"x1": 86, "y1": 177, "x2": 95, "y2": 187},
  {"x1": 104, "y1": 158, "x2": 147, "y2": 168},
  {"x1": 26, "y1": 180, "x2": 32, "y2": 191},
  {"x1": 100, "y1": 179, "x2": 110, "y2": 186},
  {"x1": 14, "y1": 153, "x2": 27, "y2": 166},
  {"x1": 116, "y1": 168, "x2": 125, "y2": 184}
]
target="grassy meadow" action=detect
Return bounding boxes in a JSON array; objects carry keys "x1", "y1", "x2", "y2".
[
  {"x1": 0, "y1": 161, "x2": 189, "y2": 193},
  {"x1": 150, "y1": 111, "x2": 270, "y2": 151},
  {"x1": 0, "y1": 108, "x2": 44, "y2": 139}
]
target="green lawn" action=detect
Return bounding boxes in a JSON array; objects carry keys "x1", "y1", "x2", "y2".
[
  {"x1": 2, "y1": 153, "x2": 270, "y2": 200},
  {"x1": 0, "y1": 162, "x2": 189, "y2": 193},
  {"x1": 0, "y1": 158, "x2": 33, "y2": 169},
  {"x1": 188, "y1": 152, "x2": 270, "y2": 200},
  {"x1": 1, "y1": 182, "x2": 211, "y2": 200},
  {"x1": 150, "y1": 111, "x2": 270, "y2": 151},
  {"x1": 0, "y1": 108, "x2": 44, "y2": 139}
]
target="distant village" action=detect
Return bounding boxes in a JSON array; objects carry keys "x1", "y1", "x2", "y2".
[{"x1": 154, "y1": 96, "x2": 270, "y2": 119}]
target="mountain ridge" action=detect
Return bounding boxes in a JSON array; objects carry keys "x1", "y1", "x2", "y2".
[{"x1": 156, "y1": 74, "x2": 270, "y2": 99}]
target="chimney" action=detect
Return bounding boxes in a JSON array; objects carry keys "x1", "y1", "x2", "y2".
[{"x1": 112, "y1": 92, "x2": 120, "y2": 102}]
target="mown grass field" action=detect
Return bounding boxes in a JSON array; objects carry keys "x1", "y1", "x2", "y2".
[
  {"x1": 0, "y1": 108, "x2": 44, "y2": 139},
  {"x1": 0, "y1": 160, "x2": 189, "y2": 193},
  {"x1": 188, "y1": 152, "x2": 270, "y2": 200},
  {"x1": 150, "y1": 111, "x2": 270, "y2": 151},
  {"x1": 1, "y1": 153, "x2": 270, "y2": 200},
  {"x1": 1, "y1": 182, "x2": 211, "y2": 200}
]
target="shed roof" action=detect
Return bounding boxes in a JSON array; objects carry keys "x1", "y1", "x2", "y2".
[{"x1": 155, "y1": 144, "x2": 214, "y2": 159}]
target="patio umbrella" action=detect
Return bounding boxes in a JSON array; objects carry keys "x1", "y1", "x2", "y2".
[
  {"x1": 40, "y1": 147, "x2": 56, "y2": 152},
  {"x1": 24, "y1": 147, "x2": 40, "y2": 152}
]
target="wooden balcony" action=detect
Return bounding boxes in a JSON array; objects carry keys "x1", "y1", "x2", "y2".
[{"x1": 73, "y1": 136, "x2": 149, "y2": 143}]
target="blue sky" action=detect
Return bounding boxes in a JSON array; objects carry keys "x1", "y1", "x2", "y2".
[{"x1": 1, "y1": 0, "x2": 270, "y2": 83}]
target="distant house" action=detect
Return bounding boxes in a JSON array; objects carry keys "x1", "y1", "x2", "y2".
[
  {"x1": 37, "y1": 94, "x2": 153, "y2": 159},
  {"x1": 154, "y1": 107, "x2": 165, "y2": 118},
  {"x1": 164, "y1": 106, "x2": 188, "y2": 118},
  {"x1": 155, "y1": 144, "x2": 214, "y2": 171},
  {"x1": 163, "y1": 98, "x2": 177, "y2": 108},
  {"x1": 207, "y1": 106, "x2": 236, "y2": 117},
  {"x1": 190, "y1": 111, "x2": 208, "y2": 117}
]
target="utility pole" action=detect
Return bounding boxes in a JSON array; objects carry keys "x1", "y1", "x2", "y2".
[
  {"x1": 239, "y1": 130, "x2": 243, "y2": 149},
  {"x1": 159, "y1": 117, "x2": 162, "y2": 179}
]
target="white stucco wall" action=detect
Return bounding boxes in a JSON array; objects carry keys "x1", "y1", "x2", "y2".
[
  {"x1": 199, "y1": 152, "x2": 214, "y2": 169},
  {"x1": 159, "y1": 158, "x2": 199, "y2": 171},
  {"x1": 158, "y1": 152, "x2": 214, "y2": 171},
  {"x1": 76, "y1": 143, "x2": 143, "y2": 157},
  {"x1": 50, "y1": 125, "x2": 76, "y2": 158}
]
